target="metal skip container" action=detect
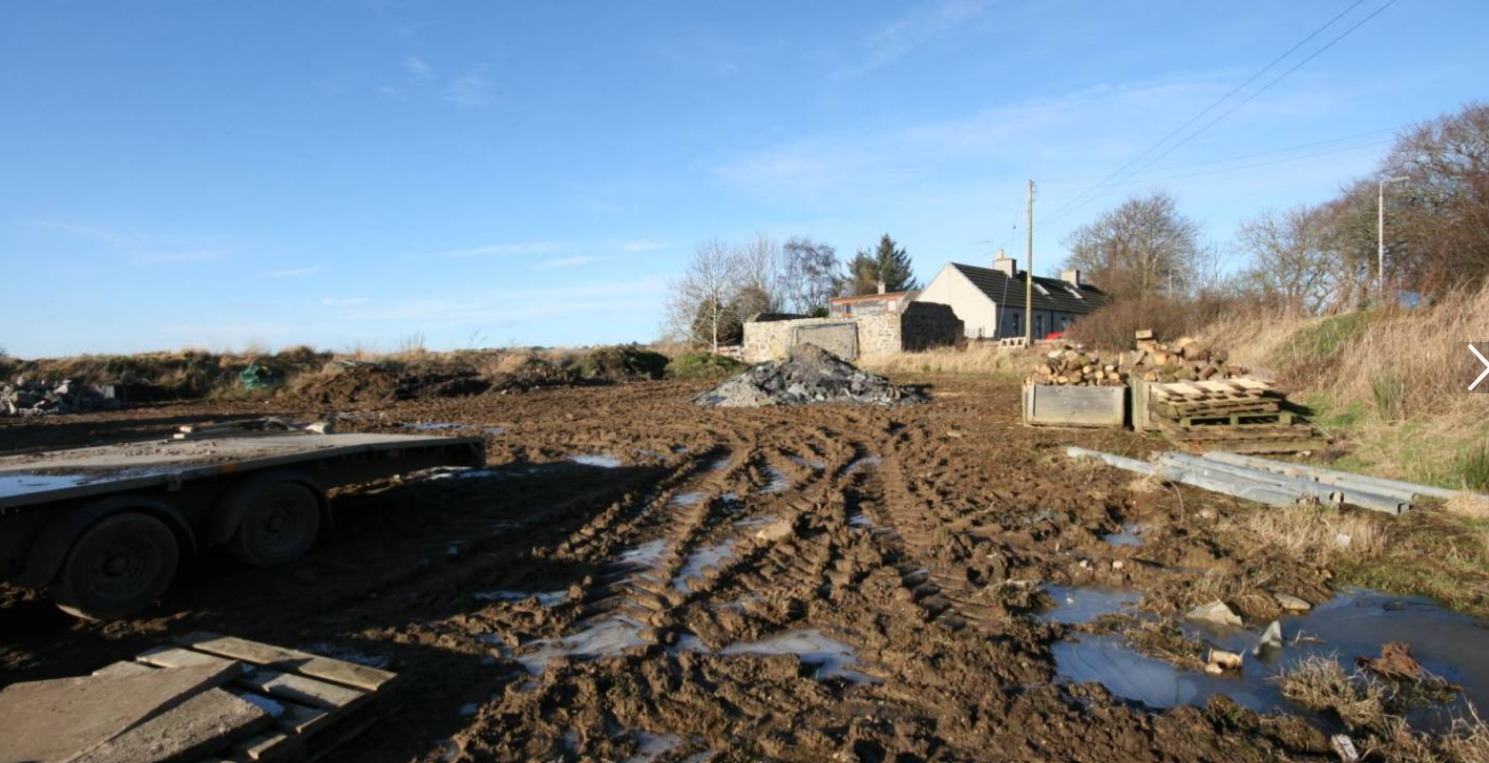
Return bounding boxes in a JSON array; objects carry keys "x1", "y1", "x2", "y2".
[{"x1": 1021, "y1": 383, "x2": 1128, "y2": 428}]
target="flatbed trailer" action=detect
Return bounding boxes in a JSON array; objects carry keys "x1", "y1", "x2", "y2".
[{"x1": 0, "y1": 430, "x2": 484, "y2": 619}]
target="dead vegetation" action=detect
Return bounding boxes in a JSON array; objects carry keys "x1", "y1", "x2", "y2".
[
  {"x1": 1223, "y1": 504, "x2": 1386, "y2": 567},
  {"x1": 859, "y1": 343, "x2": 1034, "y2": 378}
]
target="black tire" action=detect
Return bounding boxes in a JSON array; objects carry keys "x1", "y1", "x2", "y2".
[
  {"x1": 228, "y1": 481, "x2": 321, "y2": 566},
  {"x1": 52, "y1": 512, "x2": 179, "y2": 620}
]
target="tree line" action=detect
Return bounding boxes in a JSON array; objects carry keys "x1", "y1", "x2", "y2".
[
  {"x1": 1062, "y1": 100, "x2": 1489, "y2": 322},
  {"x1": 665, "y1": 233, "x2": 919, "y2": 350}
]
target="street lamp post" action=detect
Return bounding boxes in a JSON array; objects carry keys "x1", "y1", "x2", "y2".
[{"x1": 1378, "y1": 175, "x2": 1408, "y2": 303}]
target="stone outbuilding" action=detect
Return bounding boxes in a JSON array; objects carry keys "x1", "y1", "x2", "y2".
[{"x1": 742, "y1": 302, "x2": 963, "y2": 363}]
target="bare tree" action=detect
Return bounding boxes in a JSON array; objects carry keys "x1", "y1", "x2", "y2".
[
  {"x1": 780, "y1": 237, "x2": 840, "y2": 314},
  {"x1": 733, "y1": 232, "x2": 784, "y2": 315},
  {"x1": 1237, "y1": 206, "x2": 1339, "y2": 315},
  {"x1": 1063, "y1": 191, "x2": 1205, "y2": 301},
  {"x1": 664, "y1": 240, "x2": 741, "y2": 352}
]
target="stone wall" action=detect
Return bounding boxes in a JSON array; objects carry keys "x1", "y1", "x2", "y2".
[{"x1": 742, "y1": 302, "x2": 962, "y2": 362}]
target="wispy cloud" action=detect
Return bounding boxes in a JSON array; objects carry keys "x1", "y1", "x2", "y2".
[
  {"x1": 33, "y1": 220, "x2": 136, "y2": 247},
  {"x1": 321, "y1": 297, "x2": 372, "y2": 307},
  {"x1": 530, "y1": 256, "x2": 599, "y2": 270},
  {"x1": 841, "y1": 0, "x2": 995, "y2": 77},
  {"x1": 435, "y1": 241, "x2": 563, "y2": 258},
  {"x1": 621, "y1": 240, "x2": 670, "y2": 253},
  {"x1": 404, "y1": 54, "x2": 433, "y2": 80},
  {"x1": 258, "y1": 267, "x2": 325, "y2": 278},
  {"x1": 446, "y1": 66, "x2": 492, "y2": 107},
  {"x1": 132, "y1": 250, "x2": 225, "y2": 265},
  {"x1": 375, "y1": 84, "x2": 407, "y2": 101},
  {"x1": 341, "y1": 276, "x2": 670, "y2": 327}
]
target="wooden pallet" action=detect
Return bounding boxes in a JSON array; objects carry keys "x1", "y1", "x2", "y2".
[
  {"x1": 1174, "y1": 411, "x2": 1294, "y2": 428},
  {"x1": 91, "y1": 632, "x2": 398, "y2": 763},
  {"x1": 1148, "y1": 378, "x2": 1279, "y2": 402},
  {"x1": 1151, "y1": 399, "x2": 1281, "y2": 418}
]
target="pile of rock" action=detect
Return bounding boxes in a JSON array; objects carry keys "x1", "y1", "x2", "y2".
[
  {"x1": 1030, "y1": 344, "x2": 1127, "y2": 387},
  {"x1": 2, "y1": 378, "x2": 123, "y2": 416},
  {"x1": 692, "y1": 344, "x2": 919, "y2": 408},
  {"x1": 1126, "y1": 331, "x2": 1248, "y2": 383}
]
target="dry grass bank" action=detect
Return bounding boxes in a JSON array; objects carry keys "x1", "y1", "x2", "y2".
[{"x1": 860, "y1": 343, "x2": 1038, "y2": 379}]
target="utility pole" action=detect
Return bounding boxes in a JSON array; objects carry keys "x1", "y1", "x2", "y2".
[
  {"x1": 1378, "y1": 175, "x2": 1408, "y2": 303},
  {"x1": 1025, "y1": 179, "x2": 1034, "y2": 345}
]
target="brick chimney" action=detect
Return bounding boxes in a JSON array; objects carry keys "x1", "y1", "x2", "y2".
[
  {"x1": 993, "y1": 249, "x2": 1018, "y2": 277},
  {"x1": 1059, "y1": 269, "x2": 1082, "y2": 287}
]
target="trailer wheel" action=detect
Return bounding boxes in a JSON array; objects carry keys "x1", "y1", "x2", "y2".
[
  {"x1": 228, "y1": 481, "x2": 322, "y2": 566},
  {"x1": 52, "y1": 512, "x2": 179, "y2": 620}
]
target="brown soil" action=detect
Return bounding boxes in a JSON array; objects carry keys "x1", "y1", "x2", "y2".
[{"x1": 0, "y1": 376, "x2": 1339, "y2": 762}]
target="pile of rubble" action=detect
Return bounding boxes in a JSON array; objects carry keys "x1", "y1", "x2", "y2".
[
  {"x1": 1030, "y1": 345, "x2": 1127, "y2": 387},
  {"x1": 1125, "y1": 330, "x2": 1248, "y2": 383},
  {"x1": 693, "y1": 344, "x2": 920, "y2": 408},
  {"x1": 2, "y1": 378, "x2": 123, "y2": 417}
]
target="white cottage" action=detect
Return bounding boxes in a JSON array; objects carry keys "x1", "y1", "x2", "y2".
[{"x1": 915, "y1": 253, "x2": 1111, "y2": 339}]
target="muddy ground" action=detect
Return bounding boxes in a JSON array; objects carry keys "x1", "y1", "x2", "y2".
[{"x1": 0, "y1": 376, "x2": 1367, "y2": 762}]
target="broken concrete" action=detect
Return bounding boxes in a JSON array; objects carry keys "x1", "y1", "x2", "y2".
[
  {"x1": 692, "y1": 345, "x2": 920, "y2": 408},
  {"x1": 1185, "y1": 600, "x2": 1243, "y2": 628},
  {"x1": 1, "y1": 377, "x2": 124, "y2": 417}
]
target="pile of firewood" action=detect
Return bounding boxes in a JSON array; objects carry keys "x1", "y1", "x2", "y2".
[
  {"x1": 1030, "y1": 345, "x2": 1127, "y2": 387},
  {"x1": 1125, "y1": 330, "x2": 1248, "y2": 383}
]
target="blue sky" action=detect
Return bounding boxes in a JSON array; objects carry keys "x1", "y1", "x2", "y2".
[{"x1": 2, "y1": 0, "x2": 1484, "y2": 357}]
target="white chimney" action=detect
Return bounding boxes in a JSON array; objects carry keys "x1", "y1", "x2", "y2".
[
  {"x1": 1060, "y1": 269, "x2": 1082, "y2": 287},
  {"x1": 876, "y1": 279, "x2": 887, "y2": 295},
  {"x1": 993, "y1": 250, "x2": 1017, "y2": 277}
]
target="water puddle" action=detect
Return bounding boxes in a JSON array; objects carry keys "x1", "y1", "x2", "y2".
[
  {"x1": 844, "y1": 455, "x2": 882, "y2": 476},
  {"x1": 1053, "y1": 588, "x2": 1489, "y2": 727},
  {"x1": 619, "y1": 539, "x2": 670, "y2": 568},
  {"x1": 848, "y1": 509, "x2": 874, "y2": 528},
  {"x1": 570, "y1": 454, "x2": 623, "y2": 469},
  {"x1": 788, "y1": 455, "x2": 826, "y2": 470},
  {"x1": 484, "y1": 426, "x2": 507, "y2": 435},
  {"x1": 516, "y1": 615, "x2": 651, "y2": 675},
  {"x1": 670, "y1": 491, "x2": 705, "y2": 507},
  {"x1": 1103, "y1": 522, "x2": 1146, "y2": 547},
  {"x1": 1039, "y1": 586, "x2": 1142, "y2": 625},
  {"x1": 673, "y1": 540, "x2": 736, "y2": 593},
  {"x1": 757, "y1": 466, "x2": 791, "y2": 494},
  {"x1": 705, "y1": 454, "x2": 731, "y2": 471},
  {"x1": 621, "y1": 731, "x2": 682, "y2": 763},
  {"x1": 476, "y1": 590, "x2": 568, "y2": 607},
  {"x1": 718, "y1": 629, "x2": 878, "y2": 684},
  {"x1": 400, "y1": 421, "x2": 465, "y2": 431}
]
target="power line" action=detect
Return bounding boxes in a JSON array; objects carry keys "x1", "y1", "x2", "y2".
[
  {"x1": 1047, "y1": 0, "x2": 1401, "y2": 222},
  {"x1": 1038, "y1": 0, "x2": 1389, "y2": 228},
  {"x1": 1040, "y1": 136, "x2": 1393, "y2": 194},
  {"x1": 1036, "y1": 126, "x2": 1401, "y2": 191}
]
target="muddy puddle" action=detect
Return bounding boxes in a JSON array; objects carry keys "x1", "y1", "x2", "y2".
[
  {"x1": 717, "y1": 629, "x2": 877, "y2": 684},
  {"x1": 1050, "y1": 587, "x2": 1489, "y2": 727},
  {"x1": 1039, "y1": 586, "x2": 1141, "y2": 625},
  {"x1": 757, "y1": 466, "x2": 790, "y2": 494},
  {"x1": 475, "y1": 590, "x2": 567, "y2": 607},
  {"x1": 569, "y1": 454, "x2": 623, "y2": 468},
  {"x1": 844, "y1": 455, "x2": 882, "y2": 476},
  {"x1": 516, "y1": 615, "x2": 651, "y2": 675},
  {"x1": 1102, "y1": 522, "x2": 1145, "y2": 547},
  {"x1": 673, "y1": 540, "x2": 736, "y2": 593},
  {"x1": 399, "y1": 421, "x2": 466, "y2": 431}
]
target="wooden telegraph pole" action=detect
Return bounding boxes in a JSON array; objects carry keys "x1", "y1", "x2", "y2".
[{"x1": 1024, "y1": 179, "x2": 1034, "y2": 345}]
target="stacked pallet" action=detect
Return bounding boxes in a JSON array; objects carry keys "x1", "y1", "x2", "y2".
[
  {"x1": 1030, "y1": 345, "x2": 1127, "y2": 387},
  {"x1": 1145, "y1": 379, "x2": 1325, "y2": 454},
  {"x1": 92, "y1": 632, "x2": 397, "y2": 762},
  {"x1": 1125, "y1": 330, "x2": 1248, "y2": 383}
]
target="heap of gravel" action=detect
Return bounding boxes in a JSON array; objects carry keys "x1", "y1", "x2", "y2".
[
  {"x1": 2, "y1": 378, "x2": 123, "y2": 417},
  {"x1": 692, "y1": 345, "x2": 921, "y2": 408}
]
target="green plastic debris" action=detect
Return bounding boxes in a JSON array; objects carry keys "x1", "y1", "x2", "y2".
[{"x1": 240, "y1": 363, "x2": 281, "y2": 390}]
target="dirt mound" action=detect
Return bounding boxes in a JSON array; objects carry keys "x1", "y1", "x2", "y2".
[
  {"x1": 692, "y1": 344, "x2": 919, "y2": 407},
  {"x1": 576, "y1": 346, "x2": 668, "y2": 383},
  {"x1": 294, "y1": 365, "x2": 493, "y2": 406},
  {"x1": 487, "y1": 356, "x2": 578, "y2": 392}
]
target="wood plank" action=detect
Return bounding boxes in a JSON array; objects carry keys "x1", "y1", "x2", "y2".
[
  {"x1": 227, "y1": 732, "x2": 306, "y2": 763},
  {"x1": 137, "y1": 646, "x2": 245, "y2": 674},
  {"x1": 178, "y1": 633, "x2": 396, "y2": 692},
  {"x1": 64, "y1": 688, "x2": 272, "y2": 763},
  {"x1": 233, "y1": 670, "x2": 366, "y2": 713}
]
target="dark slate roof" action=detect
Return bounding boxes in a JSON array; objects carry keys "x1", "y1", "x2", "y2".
[{"x1": 950, "y1": 262, "x2": 1111, "y2": 314}]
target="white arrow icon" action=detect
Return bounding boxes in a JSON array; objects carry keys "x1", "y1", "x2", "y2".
[{"x1": 1471, "y1": 344, "x2": 1489, "y2": 391}]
